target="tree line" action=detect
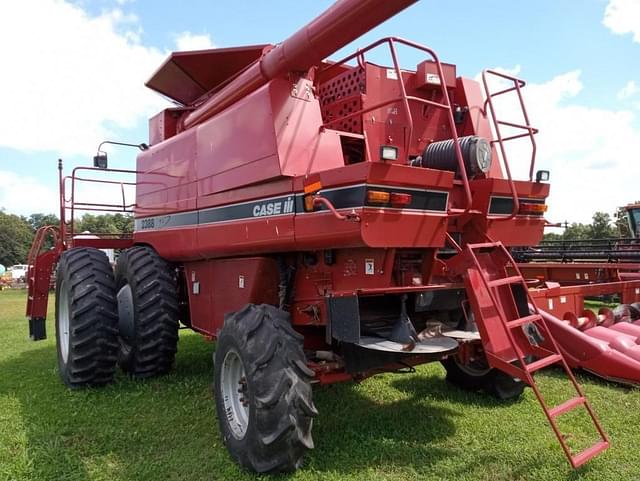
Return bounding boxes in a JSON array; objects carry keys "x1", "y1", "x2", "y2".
[
  {"x1": 543, "y1": 208, "x2": 632, "y2": 241},
  {"x1": 0, "y1": 211, "x2": 132, "y2": 267}
]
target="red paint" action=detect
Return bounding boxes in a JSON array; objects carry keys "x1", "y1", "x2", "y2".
[{"x1": 186, "y1": 257, "x2": 280, "y2": 336}]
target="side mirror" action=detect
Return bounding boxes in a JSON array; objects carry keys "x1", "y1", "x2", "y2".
[{"x1": 93, "y1": 152, "x2": 108, "y2": 169}]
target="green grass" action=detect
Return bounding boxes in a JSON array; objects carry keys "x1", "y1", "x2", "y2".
[{"x1": 1, "y1": 289, "x2": 640, "y2": 481}]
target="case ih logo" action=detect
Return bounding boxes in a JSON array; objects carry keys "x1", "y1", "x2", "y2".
[{"x1": 252, "y1": 197, "x2": 294, "y2": 217}]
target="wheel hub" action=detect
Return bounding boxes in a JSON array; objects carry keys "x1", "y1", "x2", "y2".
[
  {"x1": 455, "y1": 356, "x2": 491, "y2": 377},
  {"x1": 58, "y1": 281, "x2": 70, "y2": 363},
  {"x1": 221, "y1": 349, "x2": 250, "y2": 439}
]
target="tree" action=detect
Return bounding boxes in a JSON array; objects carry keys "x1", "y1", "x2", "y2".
[
  {"x1": 0, "y1": 211, "x2": 33, "y2": 266},
  {"x1": 542, "y1": 231, "x2": 562, "y2": 241},
  {"x1": 75, "y1": 213, "x2": 133, "y2": 235},
  {"x1": 28, "y1": 213, "x2": 59, "y2": 231},
  {"x1": 587, "y1": 212, "x2": 616, "y2": 239},
  {"x1": 561, "y1": 222, "x2": 590, "y2": 240}
]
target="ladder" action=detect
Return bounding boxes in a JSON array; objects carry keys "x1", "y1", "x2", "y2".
[
  {"x1": 461, "y1": 241, "x2": 609, "y2": 468},
  {"x1": 25, "y1": 225, "x2": 62, "y2": 340}
]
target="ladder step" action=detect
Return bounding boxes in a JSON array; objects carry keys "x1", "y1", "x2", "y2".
[
  {"x1": 508, "y1": 314, "x2": 541, "y2": 329},
  {"x1": 549, "y1": 396, "x2": 585, "y2": 418},
  {"x1": 571, "y1": 440, "x2": 609, "y2": 468},
  {"x1": 526, "y1": 354, "x2": 562, "y2": 373},
  {"x1": 488, "y1": 276, "x2": 523, "y2": 288},
  {"x1": 468, "y1": 242, "x2": 499, "y2": 250}
]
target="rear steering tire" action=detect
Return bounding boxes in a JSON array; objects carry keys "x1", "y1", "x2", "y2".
[
  {"x1": 441, "y1": 355, "x2": 525, "y2": 400},
  {"x1": 55, "y1": 247, "x2": 119, "y2": 388},
  {"x1": 115, "y1": 245, "x2": 179, "y2": 378},
  {"x1": 214, "y1": 304, "x2": 317, "y2": 473}
]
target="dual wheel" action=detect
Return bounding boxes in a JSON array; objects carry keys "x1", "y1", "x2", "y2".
[
  {"x1": 54, "y1": 246, "x2": 317, "y2": 473},
  {"x1": 55, "y1": 246, "x2": 179, "y2": 387}
]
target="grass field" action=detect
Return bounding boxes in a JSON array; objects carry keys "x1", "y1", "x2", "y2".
[{"x1": 1, "y1": 289, "x2": 640, "y2": 481}]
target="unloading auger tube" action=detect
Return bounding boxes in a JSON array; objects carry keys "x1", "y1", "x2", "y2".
[{"x1": 182, "y1": 0, "x2": 418, "y2": 129}]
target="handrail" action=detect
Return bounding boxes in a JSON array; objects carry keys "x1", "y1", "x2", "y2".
[
  {"x1": 313, "y1": 195, "x2": 361, "y2": 222},
  {"x1": 318, "y1": 36, "x2": 473, "y2": 216},
  {"x1": 482, "y1": 69, "x2": 539, "y2": 221},
  {"x1": 61, "y1": 165, "x2": 140, "y2": 243}
]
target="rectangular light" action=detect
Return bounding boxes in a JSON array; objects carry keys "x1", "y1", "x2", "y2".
[
  {"x1": 535, "y1": 170, "x2": 550, "y2": 182},
  {"x1": 390, "y1": 192, "x2": 412, "y2": 207},
  {"x1": 366, "y1": 190, "x2": 390, "y2": 204},
  {"x1": 380, "y1": 145, "x2": 398, "y2": 161},
  {"x1": 304, "y1": 194, "x2": 315, "y2": 212},
  {"x1": 519, "y1": 202, "x2": 548, "y2": 215}
]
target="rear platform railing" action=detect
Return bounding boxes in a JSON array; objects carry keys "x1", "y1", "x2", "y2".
[
  {"x1": 482, "y1": 69, "x2": 539, "y2": 219},
  {"x1": 60, "y1": 164, "x2": 138, "y2": 248},
  {"x1": 318, "y1": 37, "x2": 473, "y2": 216}
]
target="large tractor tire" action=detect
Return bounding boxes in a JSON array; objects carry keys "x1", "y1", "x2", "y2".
[
  {"x1": 115, "y1": 245, "x2": 179, "y2": 378},
  {"x1": 55, "y1": 247, "x2": 119, "y2": 388},
  {"x1": 441, "y1": 354, "x2": 525, "y2": 400},
  {"x1": 214, "y1": 304, "x2": 317, "y2": 473}
]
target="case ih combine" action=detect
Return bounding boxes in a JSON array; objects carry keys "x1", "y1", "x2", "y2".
[{"x1": 25, "y1": 0, "x2": 640, "y2": 473}]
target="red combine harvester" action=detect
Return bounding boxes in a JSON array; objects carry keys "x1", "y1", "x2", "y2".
[{"x1": 28, "y1": 0, "x2": 639, "y2": 472}]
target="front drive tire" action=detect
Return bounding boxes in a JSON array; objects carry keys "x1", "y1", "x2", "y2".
[
  {"x1": 214, "y1": 304, "x2": 318, "y2": 473},
  {"x1": 115, "y1": 246, "x2": 179, "y2": 378},
  {"x1": 55, "y1": 247, "x2": 119, "y2": 388}
]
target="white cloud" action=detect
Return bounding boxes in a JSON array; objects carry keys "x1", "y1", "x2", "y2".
[
  {"x1": 483, "y1": 67, "x2": 640, "y2": 224},
  {"x1": 174, "y1": 31, "x2": 215, "y2": 51},
  {"x1": 0, "y1": 0, "x2": 169, "y2": 156},
  {"x1": 603, "y1": 0, "x2": 640, "y2": 42},
  {"x1": 617, "y1": 80, "x2": 639, "y2": 100},
  {"x1": 0, "y1": 168, "x2": 136, "y2": 218},
  {"x1": 0, "y1": 171, "x2": 58, "y2": 216}
]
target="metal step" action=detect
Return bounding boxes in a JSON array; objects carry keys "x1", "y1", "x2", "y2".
[
  {"x1": 571, "y1": 441, "x2": 610, "y2": 469},
  {"x1": 507, "y1": 314, "x2": 541, "y2": 329},
  {"x1": 549, "y1": 396, "x2": 585, "y2": 418},
  {"x1": 525, "y1": 354, "x2": 562, "y2": 373},
  {"x1": 488, "y1": 276, "x2": 522, "y2": 288}
]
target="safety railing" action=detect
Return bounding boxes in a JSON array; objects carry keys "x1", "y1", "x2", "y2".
[
  {"x1": 59, "y1": 161, "x2": 138, "y2": 245},
  {"x1": 482, "y1": 69, "x2": 539, "y2": 220},
  {"x1": 27, "y1": 225, "x2": 61, "y2": 269},
  {"x1": 318, "y1": 37, "x2": 473, "y2": 215}
]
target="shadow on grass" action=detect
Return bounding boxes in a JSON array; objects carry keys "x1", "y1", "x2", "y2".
[{"x1": 0, "y1": 332, "x2": 470, "y2": 480}]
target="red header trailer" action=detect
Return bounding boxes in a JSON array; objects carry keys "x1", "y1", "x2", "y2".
[{"x1": 26, "y1": 0, "x2": 639, "y2": 472}]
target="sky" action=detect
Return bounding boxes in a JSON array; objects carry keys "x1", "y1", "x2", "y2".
[{"x1": 0, "y1": 0, "x2": 639, "y2": 225}]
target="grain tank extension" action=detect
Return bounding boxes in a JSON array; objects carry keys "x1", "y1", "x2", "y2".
[{"x1": 26, "y1": 0, "x2": 617, "y2": 472}]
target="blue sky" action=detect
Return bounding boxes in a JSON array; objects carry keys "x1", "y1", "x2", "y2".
[{"x1": 1, "y1": 0, "x2": 639, "y2": 223}]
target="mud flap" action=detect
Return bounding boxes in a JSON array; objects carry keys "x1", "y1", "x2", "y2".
[{"x1": 29, "y1": 317, "x2": 46, "y2": 340}]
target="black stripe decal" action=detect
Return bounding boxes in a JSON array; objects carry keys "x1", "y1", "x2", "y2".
[
  {"x1": 199, "y1": 195, "x2": 295, "y2": 224},
  {"x1": 489, "y1": 196, "x2": 545, "y2": 215},
  {"x1": 135, "y1": 185, "x2": 449, "y2": 231}
]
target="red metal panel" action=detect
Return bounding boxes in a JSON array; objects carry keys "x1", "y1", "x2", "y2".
[
  {"x1": 271, "y1": 78, "x2": 344, "y2": 175},
  {"x1": 530, "y1": 280, "x2": 640, "y2": 319},
  {"x1": 135, "y1": 227, "x2": 199, "y2": 261},
  {"x1": 136, "y1": 128, "x2": 198, "y2": 217},
  {"x1": 186, "y1": 257, "x2": 280, "y2": 336},
  {"x1": 517, "y1": 262, "x2": 631, "y2": 286},
  {"x1": 195, "y1": 84, "x2": 280, "y2": 197},
  {"x1": 360, "y1": 209, "x2": 447, "y2": 247},
  {"x1": 148, "y1": 108, "x2": 184, "y2": 145},
  {"x1": 415, "y1": 60, "x2": 456, "y2": 90},
  {"x1": 197, "y1": 217, "x2": 296, "y2": 258}
]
